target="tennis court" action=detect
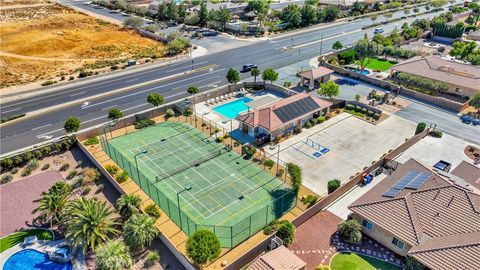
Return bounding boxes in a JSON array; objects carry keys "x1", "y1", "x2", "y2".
[{"x1": 103, "y1": 121, "x2": 295, "y2": 247}]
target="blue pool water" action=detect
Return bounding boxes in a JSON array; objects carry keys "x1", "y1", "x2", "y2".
[
  {"x1": 345, "y1": 67, "x2": 371, "y2": 75},
  {"x1": 213, "y1": 97, "x2": 253, "y2": 119},
  {"x1": 3, "y1": 249, "x2": 72, "y2": 270}
]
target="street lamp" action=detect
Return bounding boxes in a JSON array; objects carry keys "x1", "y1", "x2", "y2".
[
  {"x1": 177, "y1": 185, "x2": 192, "y2": 230},
  {"x1": 134, "y1": 150, "x2": 148, "y2": 190}
]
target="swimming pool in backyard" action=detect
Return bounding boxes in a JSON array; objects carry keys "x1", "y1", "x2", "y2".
[
  {"x1": 213, "y1": 97, "x2": 253, "y2": 119},
  {"x1": 3, "y1": 249, "x2": 72, "y2": 270}
]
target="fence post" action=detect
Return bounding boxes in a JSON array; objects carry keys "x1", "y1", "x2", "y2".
[
  {"x1": 231, "y1": 227, "x2": 233, "y2": 248},
  {"x1": 249, "y1": 216, "x2": 252, "y2": 237},
  {"x1": 265, "y1": 205, "x2": 269, "y2": 225}
]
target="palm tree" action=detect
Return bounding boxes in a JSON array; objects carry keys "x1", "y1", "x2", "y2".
[
  {"x1": 107, "y1": 108, "x2": 127, "y2": 133},
  {"x1": 116, "y1": 194, "x2": 141, "y2": 220},
  {"x1": 251, "y1": 68, "x2": 260, "y2": 86},
  {"x1": 63, "y1": 197, "x2": 119, "y2": 251},
  {"x1": 370, "y1": 15, "x2": 377, "y2": 25},
  {"x1": 95, "y1": 239, "x2": 132, "y2": 270},
  {"x1": 123, "y1": 213, "x2": 159, "y2": 251},
  {"x1": 146, "y1": 92, "x2": 164, "y2": 119},
  {"x1": 186, "y1": 86, "x2": 199, "y2": 124},
  {"x1": 32, "y1": 181, "x2": 71, "y2": 227}
]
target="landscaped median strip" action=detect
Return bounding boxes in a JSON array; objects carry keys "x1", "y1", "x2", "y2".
[{"x1": 0, "y1": 64, "x2": 218, "y2": 127}]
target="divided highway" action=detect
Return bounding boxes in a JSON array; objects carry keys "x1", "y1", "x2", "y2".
[{"x1": 0, "y1": 6, "x2": 461, "y2": 154}]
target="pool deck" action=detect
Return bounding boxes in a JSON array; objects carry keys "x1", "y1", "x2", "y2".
[
  {"x1": 0, "y1": 239, "x2": 85, "y2": 270},
  {"x1": 195, "y1": 90, "x2": 283, "y2": 134}
]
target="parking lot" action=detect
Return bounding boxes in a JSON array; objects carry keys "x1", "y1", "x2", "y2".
[{"x1": 265, "y1": 113, "x2": 416, "y2": 196}]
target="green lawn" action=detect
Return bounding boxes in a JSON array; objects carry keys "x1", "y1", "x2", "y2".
[
  {"x1": 330, "y1": 252, "x2": 401, "y2": 270},
  {"x1": 0, "y1": 229, "x2": 53, "y2": 253},
  {"x1": 354, "y1": 58, "x2": 397, "y2": 72}
]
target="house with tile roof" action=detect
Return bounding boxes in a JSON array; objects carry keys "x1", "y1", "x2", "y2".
[
  {"x1": 236, "y1": 92, "x2": 332, "y2": 141},
  {"x1": 247, "y1": 245, "x2": 306, "y2": 270},
  {"x1": 390, "y1": 56, "x2": 480, "y2": 98},
  {"x1": 348, "y1": 158, "x2": 480, "y2": 270}
]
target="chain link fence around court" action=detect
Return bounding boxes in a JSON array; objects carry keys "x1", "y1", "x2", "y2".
[{"x1": 99, "y1": 123, "x2": 297, "y2": 248}]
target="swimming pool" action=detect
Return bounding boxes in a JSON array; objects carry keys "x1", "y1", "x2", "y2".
[
  {"x1": 3, "y1": 249, "x2": 72, "y2": 270},
  {"x1": 213, "y1": 97, "x2": 253, "y2": 119},
  {"x1": 345, "y1": 66, "x2": 371, "y2": 75}
]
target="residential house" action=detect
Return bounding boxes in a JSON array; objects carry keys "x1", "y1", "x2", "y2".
[
  {"x1": 298, "y1": 66, "x2": 334, "y2": 90},
  {"x1": 349, "y1": 158, "x2": 480, "y2": 270},
  {"x1": 390, "y1": 56, "x2": 480, "y2": 98},
  {"x1": 236, "y1": 92, "x2": 332, "y2": 141}
]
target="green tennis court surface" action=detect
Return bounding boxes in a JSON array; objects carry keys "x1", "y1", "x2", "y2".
[{"x1": 103, "y1": 121, "x2": 296, "y2": 247}]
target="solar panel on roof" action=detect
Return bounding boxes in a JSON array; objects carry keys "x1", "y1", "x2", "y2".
[
  {"x1": 391, "y1": 171, "x2": 420, "y2": 190},
  {"x1": 405, "y1": 172, "x2": 432, "y2": 190},
  {"x1": 383, "y1": 188, "x2": 401, "y2": 198},
  {"x1": 273, "y1": 97, "x2": 320, "y2": 123}
]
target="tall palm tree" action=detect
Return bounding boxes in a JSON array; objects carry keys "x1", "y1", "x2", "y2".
[
  {"x1": 123, "y1": 213, "x2": 159, "y2": 251},
  {"x1": 251, "y1": 68, "x2": 260, "y2": 86},
  {"x1": 95, "y1": 239, "x2": 132, "y2": 270},
  {"x1": 32, "y1": 181, "x2": 71, "y2": 227},
  {"x1": 116, "y1": 194, "x2": 141, "y2": 220},
  {"x1": 63, "y1": 197, "x2": 119, "y2": 251}
]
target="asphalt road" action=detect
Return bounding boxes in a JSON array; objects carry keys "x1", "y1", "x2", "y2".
[{"x1": 0, "y1": 4, "x2": 469, "y2": 154}]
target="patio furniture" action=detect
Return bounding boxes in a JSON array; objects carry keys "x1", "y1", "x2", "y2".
[{"x1": 22, "y1": 236, "x2": 37, "y2": 247}]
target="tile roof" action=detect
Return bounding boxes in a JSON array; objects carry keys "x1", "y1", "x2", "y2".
[
  {"x1": 349, "y1": 159, "x2": 480, "y2": 270},
  {"x1": 450, "y1": 160, "x2": 480, "y2": 190},
  {"x1": 248, "y1": 245, "x2": 306, "y2": 270},
  {"x1": 298, "y1": 67, "x2": 334, "y2": 80},
  {"x1": 391, "y1": 56, "x2": 480, "y2": 90},
  {"x1": 236, "y1": 92, "x2": 332, "y2": 131}
]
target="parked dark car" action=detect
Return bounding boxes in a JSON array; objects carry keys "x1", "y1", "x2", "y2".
[
  {"x1": 460, "y1": 115, "x2": 480, "y2": 126},
  {"x1": 242, "y1": 64, "x2": 258, "y2": 72}
]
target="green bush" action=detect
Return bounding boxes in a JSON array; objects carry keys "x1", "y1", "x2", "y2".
[
  {"x1": 144, "y1": 204, "x2": 161, "y2": 220},
  {"x1": 245, "y1": 146, "x2": 257, "y2": 157},
  {"x1": 166, "y1": 109, "x2": 175, "y2": 119},
  {"x1": 367, "y1": 110, "x2": 374, "y2": 116},
  {"x1": 105, "y1": 164, "x2": 119, "y2": 175},
  {"x1": 317, "y1": 116, "x2": 326, "y2": 123},
  {"x1": 337, "y1": 49, "x2": 356, "y2": 65},
  {"x1": 346, "y1": 104, "x2": 354, "y2": 110},
  {"x1": 95, "y1": 184, "x2": 105, "y2": 194},
  {"x1": 82, "y1": 186, "x2": 92, "y2": 195},
  {"x1": 1, "y1": 174, "x2": 13, "y2": 184},
  {"x1": 84, "y1": 136, "x2": 99, "y2": 146},
  {"x1": 301, "y1": 194, "x2": 318, "y2": 207},
  {"x1": 355, "y1": 105, "x2": 361, "y2": 112},
  {"x1": 26, "y1": 159, "x2": 39, "y2": 170},
  {"x1": 287, "y1": 163, "x2": 302, "y2": 192},
  {"x1": 11, "y1": 168, "x2": 18, "y2": 174},
  {"x1": 72, "y1": 177, "x2": 85, "y2": 189},
  {"x1": 276, "y1": 221, "x2": 295, "y2": 246},
  {"x1": 373, "y1": 113, "x2": 380, "y2": 120},
  {"x1": 361, "y1": 108, "x2": 367, "y2": 114},
  {"x1": 429, "y1": 130, "x2": 443, "y2": 138},
  {"x1": 328, "y1": 179, "x2": 341, "y2": 194},
  {"x1": 215, "y1": 136, "x2": 224, "y2": 143},
  {"x1": 21, "y1": 168, "x2": 32, "y2": 177},
  {"x1": 304, "y1": 121, "x2": 313, "y2": 128},
  {"x1": 115, "y1": 171, "x2": 129, "y2": 183},
  {"x1": 67, "y1": 170, "x2": 78, "y2": 180},
  {"x1": 338, "y1": 220, "x2": 362, "y2": 244},
  {"x1": 263, "y1": 159, "x2": 275, "y2": 168},
  {"x1": 41, "y1": 80, "x2": 55, "y2": 86},
  {"x1": 59, "y1": 163, "x2": 70, "y2": 171},
  {"x1": 135, "y1": 119, "x2": 155, "y2": 129},
  {"x1": 415, "y1": 122, "x2": 426, "y2": 135},
  {"x1": 144, "y1": 251, "x2": 160, "y2": 267}
]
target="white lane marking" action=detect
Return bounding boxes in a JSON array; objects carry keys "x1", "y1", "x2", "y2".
[
  {"x1": 124, "y1": 103, "x2": 148, "y2": 112},
  {"x1": 2, "y1": 107, "x2": 22, "y2": 114},
  {"x1": 165, "y1": 61, "x2": 209, "y2": 73},
  {"x1": 31, "y1": 124, "x2": 52, "y2": 131},
  {"x1": 81, "y1": 68, "x2": 225, "y2": 109},
  {"x1": 125, "y1": 79, "x2": 139, "y2": 83},
  {"x1": 70, "y1": 91, "x2": 86, "y2": 97},
  {"x1": 290, "y1": 29, "x2": 362, "y2": 50},
  {"x1": 102, "y1": 105, "x2": 117, "y2": 111},
  {"x1": 36, "y1": 135, "x2": 53, "y2": 139},
  {"x1": 171, "y1": 77, "x2": 219, "y2": 91}
]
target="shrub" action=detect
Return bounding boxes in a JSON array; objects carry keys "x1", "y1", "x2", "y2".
[
  {"x1": 415, "y1": 122, "x2": 427, "y2": 135},
  {"x1": 116, "y1": 171, "x2": 129, "y2": 183},
  {"x1": 21, "y1": 168, "x2": 31, "y2": 177},
  {"x1": 11, "y1": 168, "x2": 18, "y2": 174},
  {"x1": 316, "y1": 265, "x2": 331, "y2": 270},
  {"x1": 215, "y1": 136, "x2": 224, "y2": 143},
  {"x1": 106, "y1": 164, "x2": 119, "y2": 175},
  {"x1": 245, "y1": 146, "x2": 257, "y2": 157},
  {"x1": 96, "y1": 184, "x2": 105, "y2": 194},
  {"x1": 69, "y1": 76, "x2": 75, "y2": 81},
  {"x1": 263, "y1": 159, "x2": 275, "y2": 168},
  {"x1": 186, "y1": 230, "x2": 221, "y2": 266},
  {"x1": 166, "y1": 109, "x2": 175, "y2": 119},
  {"x1": 328, "y1": 179, "x2": 341, "y2": 194},
  {"x1": 304, "y1": 121, "x2": 313, "y2": 128},
  {"x1": 59, "y1": 163, "x2": 70, "y2": 171},
  {"x1": 338, "y1": 220, "x2": 362, "y2": 244},
  {"x1": 317, "y1": 116, "x2": 326, "y2": 123},
  {"x1": 144, "y1": 251, "x2": 160, "y2": 268},
  {"x1": 84, "y1": 136, "x2": 99, "y2": 145},
  {"x1": 67, "y1": 170, "x2": 78, "y2": 180},
  {"x1": 201, "y1": 123, "x2": 207, "y2": 127},
  {"x1": 355, "y1": 105, "x2": 361, "y2": 112},
  {"x1": 26, "y1": 159, "x2": 39, "y2": 170},
  {"x1": 367, "y1": 110, "x2": 374, "y2": 116},
  {"x1": 373, "y1": 113, "x2": 380, "y2": 120},
  {"x1": 72, "y1": 177, "x2": 85, "y2": 189},
  {"x1": 82, "y1": 186, "x2": 92, "y2": 195},
  {"x1": 287, "y1": 163, "x2": 302, "y2": 192},
  {"x1": 135, "y1": 119, "x2": 155, "y2": 129},
  {"x1": 302, "y1": 195, "x2": 318, "y2": 207},
  {"x1": 83, "y1": 167, "x2": 100, "y2": 183},
  {"x1": 276, "y1": 221, "x2": 295, "y2": 246},
  {"x1": 405, "y1": 255, "x2": 426, "y2": 270},
  {"x1": 337, "y1": 49, "x2": 356, "y2": 64},
  {"x1": 361, "y1": 108, "x2": 367, "y2": 114},
  {"x1": 1, "y1": 174, "x2": 13, "y2": 184},
  {"x1": 144, "y1": 204, "x2": 161, "y2": 220},
  {"x1": 429, "y1": 130, "x2": 443, "y2": 138},
  {"x1": 41, "y1": 80, "x2": 55, "y2": 86}
]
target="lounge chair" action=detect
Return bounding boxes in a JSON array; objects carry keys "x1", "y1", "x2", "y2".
[{"x1": 23, "y1": 235, "x2": 37, "y2": 247}]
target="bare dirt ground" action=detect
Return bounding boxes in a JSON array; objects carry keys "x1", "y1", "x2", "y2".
[{"x1": 0, "y1": 2, "x2": 165, "y2": 88}]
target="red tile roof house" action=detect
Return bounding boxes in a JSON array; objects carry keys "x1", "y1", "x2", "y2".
[
  {"x1": 390, "y1": 56, "x2": 480, "y2": 99},
  {"x1": 348, "y1": 158, "x2": 480, "y2": 270},
  {"x1": 236, "y1": 92, "x2": 332, "y2": 141}
]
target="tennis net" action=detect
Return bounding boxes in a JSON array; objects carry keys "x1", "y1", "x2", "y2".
[{"x1": 155, "y1": 147, "x2": 226, "y2": 181}]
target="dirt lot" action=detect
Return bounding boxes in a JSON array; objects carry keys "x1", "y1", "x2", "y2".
[{"x1": 0, "y1": 3, "x2": 165, "y2": 88}]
